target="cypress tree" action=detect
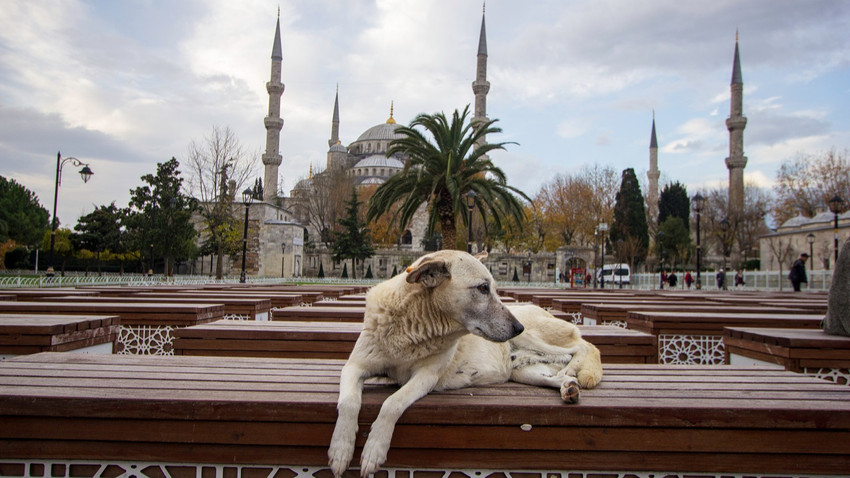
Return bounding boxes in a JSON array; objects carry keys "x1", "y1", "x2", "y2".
[
  {"x1": 658, "y1": 182, "x2": 690, "y2": 229},
  {"x1": 610, "y1": 168, "x2": 649, "y2": 265}
]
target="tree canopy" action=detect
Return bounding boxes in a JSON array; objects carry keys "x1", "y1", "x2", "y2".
[
  {"x1": 610, "y1": 168, "x2": 649, "y2": 265},
  {"x1": 332, "y1": 188, "x2": 374, "y2": 279},
  {"x1": 0, "y1": 176, "x2": 49, "y2": 246},
  {"x1": 658, "y1": 181, "x2": 690, "y2": 228}
]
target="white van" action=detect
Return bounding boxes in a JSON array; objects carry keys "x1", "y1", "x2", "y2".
[{"x1": 597, "y1": 263, "x2": 631, "y2": 287}]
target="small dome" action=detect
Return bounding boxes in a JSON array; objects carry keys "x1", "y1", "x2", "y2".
[
  {"x1": 329, "y1": 142, "x2": 348, "y2": 153},
  {"x1": 359, "y1": 177, "x2": 386, "y2": 186},
  {"x1": 780, "y1": 215, "x2": 810, "y2": 228},
  {"x1": 355, "y1": 122, "x2": 403, "y2": 142},
  {"x1": 292, "y1": 177, "x2": 312, "y2": 191},
  {"x1": 810, "y1": 211, "x2": 835, "y2": 224},
  {"x1": 354, "y1": 155, "x2": 404, "y2": 169}
]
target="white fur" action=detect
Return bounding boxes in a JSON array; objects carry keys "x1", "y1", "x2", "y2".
[{"x1": 328, "y1": 250, "x2": 602, "y2": 477}]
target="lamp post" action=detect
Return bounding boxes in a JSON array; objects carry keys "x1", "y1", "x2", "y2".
[
  {"x1": 239, "y1": 188, "x2": 254, "y2": 283},
  {"x1": 597, "y1": 222, "x2": 609, "y2": 289},
  {"x1": 719, "y1": 217, "x2": 730, "y2": 273},
  {"x1": 692, "y1": 193, "x2": 705, "y2": 289},
  {"x1": 48, "y1": 152, "x2": 93, "y2": 276},
  {"x1": 806, "y1": 233, "x2": 815, "y2": 272},
  {"x1": 465, "y1": 190, "x2": 477, "y2": 254},
  {"x1": 828, "y1": 194, "x2": 844, "y2": 264},
  {"x1": 525, "y1": 251, "x2": 532, "y2": 283}
]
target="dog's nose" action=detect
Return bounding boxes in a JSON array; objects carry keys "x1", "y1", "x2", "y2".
[{"x1": 512, "y1": 320, "x2": 525, "y2": 337}]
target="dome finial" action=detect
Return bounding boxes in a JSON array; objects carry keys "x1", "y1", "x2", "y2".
[
  {"x1": 309, "y1": 162, "x2": 313, "y2": 179},
  {"x1": 386, "y1": 101, "x2": 396, "y2": 124}
]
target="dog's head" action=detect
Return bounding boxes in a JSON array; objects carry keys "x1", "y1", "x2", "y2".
[{"x1": 405, "y1": 250, "x2": 524, "y2": 342}]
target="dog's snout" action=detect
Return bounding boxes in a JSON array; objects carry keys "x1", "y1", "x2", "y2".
[{"x1": 512, "y1": 320, "x2": 525, "y2": 337}]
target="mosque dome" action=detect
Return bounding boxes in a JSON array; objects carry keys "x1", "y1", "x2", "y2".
[
  {"x1": 780, "y1": 215, "x2": 810, "y2": 229},
  {"x1": 356, "y1": 122, "x2": 403, "y2": 142},
  {"x1": 359, "y1": 177, "x2": 386, "y2": 186},
  {"x1": 353, "y1": 155, "x2": 404, "y2": 170},
  {"x1": 292, "y1": 177, "x2": 313, "y2": 191},
  {"x1": 329, "y1": 142, "x2": 348, "y2": 153},
  {"x1": 810, "y1": 210, "x2": 835, "y2": 224}
]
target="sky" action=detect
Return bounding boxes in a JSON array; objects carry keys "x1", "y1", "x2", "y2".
[{"x1": 1, "y1": 0, "x2": 848, "y2": 229}]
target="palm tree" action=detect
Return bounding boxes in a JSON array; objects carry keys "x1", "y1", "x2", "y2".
[{"x1": 366, "y1": 106, "x2": 529, "y2": 250}]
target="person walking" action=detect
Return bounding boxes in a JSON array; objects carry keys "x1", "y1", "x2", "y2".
[
  {"x1": 684, "y1": 271, "x2": 693, "y2": 289},
  {"x1": 716, "y1": 268, "x2": 726, "y2": 290},
  {"x1": 788, "y1": 253, "x2": 809, "y2": 292},
  {"x1": 667, "y1": 271, "x2": 678, "y2": 288},
  {"x1": 734, "y1": 270, "x2": 745, "y2": 287}
]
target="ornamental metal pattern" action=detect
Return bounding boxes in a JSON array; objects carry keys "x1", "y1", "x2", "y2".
[
  {"x1": 0, "y1": 461, "x2": 841, "y2": 478},
  {"x1": 115, "y1": 325, "x2": 175, "y2": 355},
  {"x1": 804, "y1": 367, "x2": 850, "y2": 386},
  {"x1": 600, "y1": 320, "x2": 628, "y2": 328},
  {"x1": 223, "y1": 313, "x2": 250, "y2": 320},
  {"x1": 658, "y1": 334, "x2": 725, "y2": 365}
]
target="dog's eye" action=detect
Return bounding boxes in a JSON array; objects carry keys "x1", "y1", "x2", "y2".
[{"x1": 477, "y1": 283, "x2": 490, "y2": 295}]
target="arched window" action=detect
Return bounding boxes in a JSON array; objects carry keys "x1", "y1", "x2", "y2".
[{"x1": 402, "y1": 230, "x2": 413, "y2": 245}]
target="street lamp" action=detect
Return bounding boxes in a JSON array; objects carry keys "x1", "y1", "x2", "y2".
[
  {"x1": 719, "y1": 217, "x2": 730, "y2": 272},
  {"x1": 48, "y1": 151, "x2": 94, "y2": 276},
  {"x1": 692, "y1": 193, "x2": 705, "y2": 289},
  {"x1": 806, "y1": 233, "x2": 815, "y2": 272},
  {"x1": 239, "y1": 188, "x2": 254, "y2": 283},
  {"x1": 525, "y1": 251, "x2": 532, "y2": 283},
  {"x1": 828, "y1": 194, "x2": 844, "y2": 264},
  {"x1": 465, "y1": 190, "x2": 477, "y2": 254},
  {"x1": 597, "y1": 222, "x2": 609, "y2": 289}
]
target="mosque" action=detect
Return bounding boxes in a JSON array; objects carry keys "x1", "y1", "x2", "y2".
[{"x1": 199, "y1": 7, "x2": 757, "y2": 281}]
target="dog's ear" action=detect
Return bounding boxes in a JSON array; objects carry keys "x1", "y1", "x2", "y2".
[
  {"x1": 405, "y1": 258, "x2": 451, "y2": 288},
  {"x1": 474, "y1": 251, "x2": 488, "y2": 262}
]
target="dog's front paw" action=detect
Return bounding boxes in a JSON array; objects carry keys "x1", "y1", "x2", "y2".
[
  {"x1": 328, "y1": 435, "x2": 355, "y2": 477},
  {"x1": 359, "y1": 434, "x2": 390, "y2": 477},
  {"x1": 560, "y1": 377, "x2": 581, "y2": 404}
]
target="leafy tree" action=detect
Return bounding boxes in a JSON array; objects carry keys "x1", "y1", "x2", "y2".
[
  {"x1": 0, "y1": 176, "x2": 49, "y2": 247},
  {"x1": 125, "y1": 158, "x2": 199, "y2": 276},
  {"x1": 772, "y1": 149, "x2": 850, "y2": 225},
  {"x1": 40, "y1": 228, "x2": 73, "y2": 274},
  {"x1": 184, "y1": 126, "x2": 257, "y2": 278},
  {"x1": 72, "y1": 202, "x2": 124, "y2": 275},
  {"x1": 252, "y1": 178, "x2": 264, "y2": 200},
  {"x1": 332, "y1": 188, "x2": 375, "y2": 279},
  {"x1": 340, "y1": 262, "x2": 348, "y2": 279},
  {"x1": 367, "y1": 106, "x2": 529, "y2": 249},
  {"x1": 655, "y1": 216, "x2": 691, "y2": 270},
  {"x1": 610, "y1": 168, "x2": 649, "y2": 266},
  {"x1": 658, "y1": 182, "x2": 690, "y2": 228},
  {"x1": 4, "y1": 247, "x2": 31, "y2": 269}
]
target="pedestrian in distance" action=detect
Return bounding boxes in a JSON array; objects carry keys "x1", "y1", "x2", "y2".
[
  {"x1": 667, "y1": 270, "x2": 678, "y2": 288},
  {"x1": 716, "y1": 268, "x2": 726, "y2": 290},
  {"x1": 684, "y1": 271, "x2": 694, "y2": 289},
  {"x1": 788, "y1": 253, "x2": 809, "y2": 292}
]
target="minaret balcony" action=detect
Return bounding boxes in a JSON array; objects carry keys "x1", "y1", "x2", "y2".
[
  {"x1": 472, "y1": 80, "x2": 490, "y2": 95},
  {"x1": 725, "y1": 155, "x2": 748, "y2": 169},
  {"x1": 726, "y1": 116, "x2": 747, "y2": 131},
  {"x1": 264, "y1": 117, "x2": 284, "y2": 130},
  {"x1": 266, "y1": 82, "x2": 284, "y2": 95}
]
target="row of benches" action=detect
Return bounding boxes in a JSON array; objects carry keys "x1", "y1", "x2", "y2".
[{"x1": 1, "y1": 283, "x2": 848, "y2": 477}]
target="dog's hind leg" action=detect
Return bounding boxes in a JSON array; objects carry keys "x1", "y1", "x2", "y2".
[
  {"x1": 511, "y1": 363, "x2": 581, "y2": 404},
  {"x1": 329, "y1": 361, "x2": 370, "y2": 477}
]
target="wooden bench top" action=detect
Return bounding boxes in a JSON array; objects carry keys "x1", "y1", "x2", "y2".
[
  {"x1": 0, "y1": 353, "x2": 848, "y2": 474},
  {"x1": 173, "y1": 320, "x2": 657, "y2": 364},
  {"x1": 582, "y1": 303, "x2": 807, "y2": 323},
  {"x1": 2, "y1": 289, "x2": 99, "y2": 300},
  {"x1": 0, "y1": 314, "x2": 119, "y2": 355},
  {"x1": 554, "y1": 297, "x2": 700, "y2": 313},
  {"x1": 723, "y1": 327, "x2": 850, "y2": 378},
  {"x1": 626, "y1": 310, "x2": 825, "y2": 336},
  {"x1": 272, "y1": 306, "x2": 365, "y2": 322},
  {"x1": 0, "y1": 301, "x2": 224, "y2": 327},
  {"x1": 41, "y1": 295, "x2": 272, "y2": 317}
]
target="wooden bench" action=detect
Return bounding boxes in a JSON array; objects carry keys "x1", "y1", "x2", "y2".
[
  {"x1": 0, "y1": 314, "x2": 119, "y2": 359},
  {"x1": 41, "y1": 295, "x2": 272, "y2": 321},
  {"x1": 0, "y1": 302, "x2": 224, "y2": 355},
  {"x1": 272, "y1": 305, "x2": 365, "y2": 322},
  {"x1": 581, "y1": 302, "x2": 807, "y2": 326},
  {"x1": 0, "y1": 353, "x2": 848, "y2": 477},
  {"x1": 626, "y1": 310, "x2": 824, "y2": 365},
  {"x1": 172, "y1": 321, "x2": 657, "y2": 364},
  {"x1": 724, "y1": 326, "x2": 850, "y2": 385}
]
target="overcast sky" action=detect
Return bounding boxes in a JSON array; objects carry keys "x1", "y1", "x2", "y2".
[{"x1": 1, "y1": 0, "x2": 848, "y2": 228}]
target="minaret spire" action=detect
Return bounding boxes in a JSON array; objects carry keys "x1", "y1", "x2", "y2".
[
  {"x1": 329, "y1": 84, "x2": 340, "y2": 147},
  {"x1": 262, "y1": 12, "x2": 285, "y2": 202},
  {"x1": 647, "y1": 112, "x2": 660, "y2": 227},
  {"x1": 725, "y1": 32, "x2": 747, "y2": 219},
  {"x1": 472, "y1": 3, "x2": 490, "y2": 151}
]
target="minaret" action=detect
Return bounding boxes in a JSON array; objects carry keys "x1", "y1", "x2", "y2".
[
  {"x1": 647, "y1": 111, "x2": 660, "y2": 223},
  {"x1": 471, "y1": 3, "x2": 490, "y2": 150},
  {"x1": 328, "y1": 85, "x2": 340, "y2": 148},
  {"x1": 262, "y1": 11, "x2": 285, "y2": 202},
  {"x1": 725, "y1": 32, "x2": 747, "y2": 218}
]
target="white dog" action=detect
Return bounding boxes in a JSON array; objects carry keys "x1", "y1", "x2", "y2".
[{"x1": 328, "y1": 250, "x2": 603, "y2": 476}]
